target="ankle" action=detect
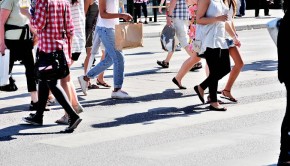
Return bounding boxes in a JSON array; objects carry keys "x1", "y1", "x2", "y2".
[{"x1": 114, "y1": 88, "x2": 121, "y2": 92}]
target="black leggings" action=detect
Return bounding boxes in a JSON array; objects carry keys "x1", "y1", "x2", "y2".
[
  {"x1": 280, "y1": 81, "x2": 290, "y2": 154},
  {"x1": 134, "y1": 2, "x2": 148, "y2": 18},
  {"x1": 5, "y1": 39, "x2": 37, "y2": 92},
  {"x1": 200, "y1": 48, "x2": 231, "y2": 102},
  {"x1": 37, "y1": 79, "x2": 78, "y2": 119}
]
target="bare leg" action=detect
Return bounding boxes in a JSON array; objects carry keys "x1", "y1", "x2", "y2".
[
  {"x1": 164, "y1": 51, "x2": 174, "y2": 63},
  {"x1": 30, "y1": 91, "x2": 38, "y2": 103},
  {"x1": 222, "y1": 46, "x2": 244, "y2": 99},
  {"x1": 97, "y1": 50, "x2": 106, "y2": 83},
  {"x1": 174, "y1": 46, "x2": 201, "y2": 85}
]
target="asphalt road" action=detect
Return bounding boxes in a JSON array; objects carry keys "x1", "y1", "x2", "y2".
[{"x1": 0, "y1": 29, "x2": 285, "y2": 166}]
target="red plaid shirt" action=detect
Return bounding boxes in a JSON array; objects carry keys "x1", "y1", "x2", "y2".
[{"x1": 31, "y1": 0, "x2": 74, "y2": 64}]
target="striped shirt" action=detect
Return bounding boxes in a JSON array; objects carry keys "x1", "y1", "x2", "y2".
[
  {"x1": 172, "y1": 0, "x2": 189, "y2": 20},
  {"x1": 70, "y1": 0, "x2": 86, "y2": 53}
]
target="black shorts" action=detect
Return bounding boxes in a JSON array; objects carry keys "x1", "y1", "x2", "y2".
[{"x1": 72, "y1": 52, "x2": 81, "y2": 61}]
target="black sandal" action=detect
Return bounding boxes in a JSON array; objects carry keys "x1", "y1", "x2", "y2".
[
  {"x1": 190, "y1": 62, "x2": 202, "y2": 71},
  {"x1": 220, "y1": 90, "x2": 238, "y2": 102},
  {"x1": 96, "y1": 79, "x2": 111, "y2": 88},
  {"x1": 172, "y1": 77, "x2": 186, "y2": 89},
  {"x1": 157, "y1": 60, "x2": 169, "y2": 68}
]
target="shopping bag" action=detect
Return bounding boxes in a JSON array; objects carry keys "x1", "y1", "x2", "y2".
[
  {"x1": 266, "y1": 18, "x2": 282, "y2": 46},
  {"x1": 0, "y1": 49, "x2": 10, "y2": 86},
  {"x1": 115, "y1": 23, "x2": 143, "y2": 50},
  {"x1": 160, "y1": 25, "x2": 175, "y2": 52}
]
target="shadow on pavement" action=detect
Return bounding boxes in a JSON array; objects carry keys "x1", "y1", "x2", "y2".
[
  {"x1": 242, "y1": 60, "x2": 278, "y2": 72},
  {"x1": 91, "y1": 104, "x2": 207, "y2": 128},
  {"x1": 0, "y1": 124, "x2": 62, "y2": 142},
  {"x1": 82, "y1": 89, "x2": 192, "y2": 107}
]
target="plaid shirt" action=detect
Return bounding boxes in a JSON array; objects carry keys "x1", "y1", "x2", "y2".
[
  {"x1": 173, "y1": 0, "x2": 189, "y2": 20},
  {"x1": 31, "y1": 0, "x2": 74, "y2": 62}
]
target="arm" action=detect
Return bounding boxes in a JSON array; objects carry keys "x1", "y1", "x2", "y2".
[
  {"x1": 99, "y1": 0, "x2": 132, "y2": 21},
  {"x1": 30, "y1": 0, "x2": 47, "y2": 30},
  {"x1": 225, "y1": 21, "x2": 241, "y2": 47},
  {"x1": 158, "y1": 0, "x2": 166, "y2": 13},
  {"x1": 196, "y1": 0, "x2": 227, "y2": 25},
  {"x1": 166, "y1": 0, "x2": 177, "y2": 25},
  {"x1": 0, "y1": 9, "x2": 11, "y2": 54},
  {"x1": 84, "y1": 0, "x2": 92, "y2": 14}
]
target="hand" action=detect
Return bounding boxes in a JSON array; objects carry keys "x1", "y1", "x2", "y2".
[
  {"x1": 216, "y1": 14, "x2": 228, "y2": 22},
  {"x1": 20, "y1": 8, "x2": 31, "y2": 19},
  {"x1": 0, "y1": 42, "x2": 7, "y2": 55},
  {"x1": 158, "y1": 7, "x2": 163, "y2": 13},
  {"x1": 233, "y1": 37, "x2": 241, "y2": 47},
  {"x1": 121, "y1": 13, "x2": 133, "y2": 22},
  {"x1": 166, "y1": 16, "x2": 173, "y2": 26}
]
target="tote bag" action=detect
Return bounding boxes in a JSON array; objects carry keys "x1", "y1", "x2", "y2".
[
  {"x1": 160, "y1": 25, "x2": 176, "y2": 52},
  {"x1": 115, "y1": 23, "x2": 143, "y2": 51},
  {"x1": 266, "y1": 18, "x2": 282, "y2": 46},
  {"x1": 0, "y1": 49, "x2": 10, "y2": 86}
]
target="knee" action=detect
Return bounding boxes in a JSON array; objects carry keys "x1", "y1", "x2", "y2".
[{"x1": 234, "y1": 60, "x2": 244, "y2": 70}]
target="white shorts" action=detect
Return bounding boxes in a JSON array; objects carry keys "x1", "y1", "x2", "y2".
[{"x1": 172, "y1": 18, "x2": 189, "y2": 48}]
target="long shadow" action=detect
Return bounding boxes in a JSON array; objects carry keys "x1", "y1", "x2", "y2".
[
  {"x1": 242, "y1": 60, "x2": 278, "y2": 72},
  {"x1": 125, "y1": 51, "x2": 163, "y2": 56},
  {"x1": 0, "y1": 124, "x2": 64, "y2": 142},
  {"x1": 0, "y1": 92, "x2": 30, "y2": 101},
  {"x1": 92, "y1": 104, "x2": 208, "y2": 128},
  {"x1": 82, "y1": 89, "x2": 193, "y2": 107},
  {"x1": 0, "y1": 103, "x2": 32, "y2": 114}
]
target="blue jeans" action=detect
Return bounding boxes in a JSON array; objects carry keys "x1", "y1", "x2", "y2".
[{"x1": 87, "y1": 26, "x2": 125, "y2": 89}]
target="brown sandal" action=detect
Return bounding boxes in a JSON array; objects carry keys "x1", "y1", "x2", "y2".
[
  {"x1": 220, "y1": 90, "x2": 238, "y2": 102},
  {"x1": 96, "y1": 79, "x2": 111, "y2": 88},
  {"x1": 88, "y1": 84, "x2": 99, "y2": 89}
]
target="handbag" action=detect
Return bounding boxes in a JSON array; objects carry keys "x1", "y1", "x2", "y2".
[
  {"x1": 34, "y1": 4, "x2": 69, "y2": 81},
  {"x1": 0, "y1": 49, "x2": 10, "y2": 86},
  {"x1": 34, "y1": 50, "x2": 69, "y2": 81},
  {"x1": 266, "y1": 18, "x2": 282, "y2": 46},
  {"x1": 160, "y1": 25, "x2": 176, "y2": 52},
  {"x1": 115, "y1": 22, "x2": 143, "y2": 50}
]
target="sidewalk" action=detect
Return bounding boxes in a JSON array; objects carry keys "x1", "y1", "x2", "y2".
[{"x1": 142, "y1": 9, "x2": 284, "y2": 38}]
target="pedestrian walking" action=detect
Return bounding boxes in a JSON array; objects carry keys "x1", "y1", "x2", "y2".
[
  {"x1": 56, "y1": 0, "x2": 86, "y2": 124},
  {"x1": 78, "y1": 0, "x2": 133, "y2": 99},
  {"x1": 0, "y1": 0, "x2": 39, "y2": 111},
  {"x1": 134, "y1": 0, "x2": 149, "y2": 24},
  {"x1": 239, "y1": 0, "x2": 246, "y2": 16},
  {"x1": 194, "y1": 0, "x2": 231, "y2": 111},
  {"x1": 217, "y1": 0, "x2": 243, "y2": 103},
  {"x1": 157, "y1": 0, "x2": 201, "y2": 89},
  {"x1": 21, "y1": 0, "x2": 82, "y2": 131},
  {"x1": 277, "y1": 0, "x2": 290, "y2": 165}
]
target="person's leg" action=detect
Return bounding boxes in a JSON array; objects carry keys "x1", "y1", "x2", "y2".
[
  {"x1": 263, "y1": 0, "x2": 270, "y2": 15},
  {"x1": 157, "y1": 51, "x2": 174, "y2": 68},
  {"x1": 279, "y1": 81, "x2": 290, "y2": 162},
  {"x1": 98, "y1": 27, "x2": 124, "y2": 90},
  {"x1": 141, "y1": 2, "x2": 148, "y2": 23},
  {"x1": 222, "y1": 46, "x2": 244, "y2": 100},
  {"x1": 96, "y1": 50, "x2": 111, "y2": 87},
  {"x1": 22, "y1": 48, "x2": 38, "y2": 103},
  {"x1": 172, "y1": 18, "x2": 201, "y2": 86},
  {"x1": 255, "y1": 0, "x2": 260, "y2": 17},
  {"x1": 134, "y1": 3, "x2": 142, "y2": 22}
]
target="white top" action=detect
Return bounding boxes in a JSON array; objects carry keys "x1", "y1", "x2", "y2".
[
  {"x1": 97, "y1": 0, "x2": 119, "y2": 29},
  {"x1": 196, "y1": 0, "x2": 229, "y2": 54},
  {"x1": 225, "y1": 4, "x2": 234, "y2": 38},
  {"x1": 70, "y1": 0, "x2": 86, "y2": 53}
]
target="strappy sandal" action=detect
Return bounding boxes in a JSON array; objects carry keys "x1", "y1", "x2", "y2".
[
  {"x1": 96, "y1": 79, "x2": 111, "y2": 88},
  {"x1": 220, "y1": 90, "x2": 238, "y2": 102},
  {"x1": 88, "y1": 84, "x2": 99, "y2": 89}
]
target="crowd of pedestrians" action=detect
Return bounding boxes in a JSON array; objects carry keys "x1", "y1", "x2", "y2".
[{"x1": 0, "y1": 0, "x2": 289, "y2": 164}]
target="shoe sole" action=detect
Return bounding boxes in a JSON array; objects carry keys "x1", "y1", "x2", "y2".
[
  {"x1": 65, "y1": 118, "x2": 82, "y2": 131},
  {"x1": 111, "y1": 96, "x2": 132, "y2": 100},
  {"x1": 22, "y1": 117, "x2": 43, "y2": 126},
  {"x1": 78, "y1": 77, "x2": 87, "y2": 96}
]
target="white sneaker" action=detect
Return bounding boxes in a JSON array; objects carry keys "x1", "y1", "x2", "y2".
[
  {"x1": 175, "y1": 44, "x2": 182, "y2": 51},
  {"x1": 111, "y1": 90, "x2": 132, "y2": 99},
  {"x1": 78, "y1": 76, "x2": 88, "y2": 96}
]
